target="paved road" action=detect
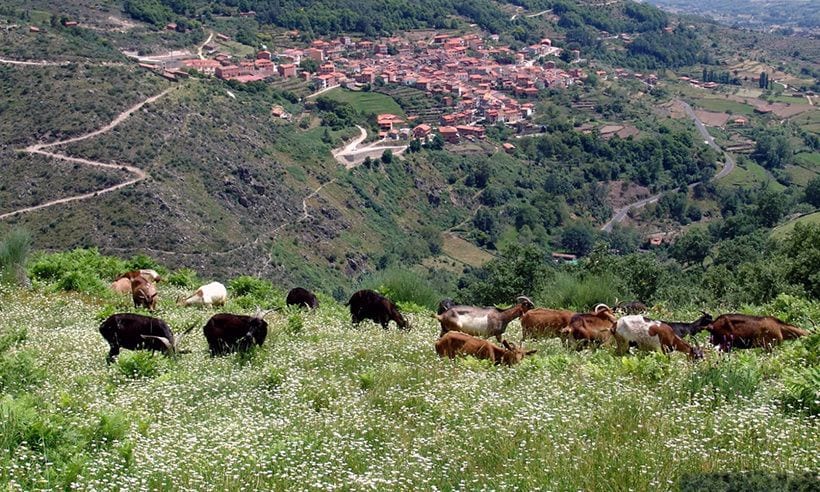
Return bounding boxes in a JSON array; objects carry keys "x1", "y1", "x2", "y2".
[{"x1": 600, "y1": 99, "x2": 736, "y2": 231}]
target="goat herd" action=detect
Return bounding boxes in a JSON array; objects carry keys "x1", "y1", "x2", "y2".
[{"x1": 101, "y1": 269, "x2": 810, "y2": 366}]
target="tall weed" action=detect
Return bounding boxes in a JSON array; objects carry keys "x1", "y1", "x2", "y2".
[
  {"x1": 0, "y1": 228, "x2": 31, "y2": 286},
  {"x1": 537, "y1": 271, "x2": 621, "y2": 310},
  {"x1": 361, "y1": 267, "x2": 442, "y2": 309}
]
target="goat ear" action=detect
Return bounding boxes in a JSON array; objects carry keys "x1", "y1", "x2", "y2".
[{"x1": 502, "y1": 340, "x2": 512, "y2": 349}]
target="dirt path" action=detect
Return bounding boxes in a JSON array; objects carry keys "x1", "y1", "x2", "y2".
[
  {"x1": 1, "y1": 88, "x2": 173, "y2": 220},
  {"x1": 0, "y1": 57, "x2": 71, "y2": 66},
  {"x1": 197, "y1": 32, "x2": 214, "y2": 60},
  {"x1": 600, "y1": 99, "x2": 736, "y2": 232}
]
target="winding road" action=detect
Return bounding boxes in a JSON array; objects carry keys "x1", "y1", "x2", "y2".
[
  {"x1": 332, "y1": 125, "x2": 408, "y2": 168},
  {"x1": 0, "y1": 88, "x2": 173, "y2": 220},
  {"x1": 600, "y1": 99, "x2": 736, "y2": 232}
]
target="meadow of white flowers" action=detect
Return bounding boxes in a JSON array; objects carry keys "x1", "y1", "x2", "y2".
[{"x1": 0, "y1": 284, "x2": 817, "y2": 491}]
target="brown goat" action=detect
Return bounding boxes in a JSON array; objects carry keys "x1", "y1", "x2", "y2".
[
  {"x1": 435, "y1": 331, "x2": 536, "y2": 366},
  {"x1": 520, "y1": 308, "x2": 576, "y2": 340},
  {"x1": 561, "y1": 304, "x2": 617, "y2": 347},
  {"x1": 131, "y1": 276, "x2": 158, "y2": 311},
  {"x1": 110, "y1": 277, "x2": 132, "y2": 294},
  {"x1": 707, "y1": 314, "x2": 808, "y2": 352},
  {"x1": 647, "y1": 323, "x2": 704, "y2": 360}
]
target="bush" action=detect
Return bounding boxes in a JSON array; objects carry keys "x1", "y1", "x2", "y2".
[
  {"x1": 0, "y1": 228, "x2": 31, "y2": 286},
  {"x1": 115, "y1": 351, "x2": 162, "y2": 379},
  {"x1": 361, "y1": 267, "x2": 442, "y2": 310},
  {"x1": 28, "y1": 248, "x2": 127, "y2": 294},
  {"x1": 782, "y1": 366, "x2": 820, "y2": 415},
  {"x1": 229, "y1": 275, "x2": 280, "y2": 309},
  {"x1": 686, "y1": 356, "x2": 761, "y2": 405},
  {"x1": 166, "y1": 268, "x2": 200, "y2": 288},
  {"x1": 538, "y1": 271, "x2": 621, "y2": 311}
]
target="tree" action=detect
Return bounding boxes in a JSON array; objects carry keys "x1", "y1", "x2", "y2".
[
  {"x1": 669, "y1": 228, "x2": 710, "y2": 268},
  {"x1": 408, "y1": 139, "x2": 422, "y2": 153},
  {"x1": 459, "y1": 243, "x2": 552, "y2": 305},
  {"x1": 753, "y1": 189, "x2": 787, "y2": 227},
  {"x1": 752, "y1": 133, "x2": 793, "y2": 169},
  {"x1": 300, "y1": 58, "x2": 318, "y2": 73},
  {"x1": 804, "y1": 175, "x2": 820, "y2": 207},
  {"x1": 560, "y1": 222, "x2": 597, "y2": 256},
  {"x1": 780, "y1": 223, "x2": 820, "y2": 298},
  {"x1": 381, "y1": 149, "x2": 393, "y2": 164}
]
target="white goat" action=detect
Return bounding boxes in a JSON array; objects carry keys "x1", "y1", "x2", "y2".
[{"x1": 179, "y1": 281, "x2": 228, "y2": 307}]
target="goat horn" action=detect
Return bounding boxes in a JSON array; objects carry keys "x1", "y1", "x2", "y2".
[
  {"x1": 516, "y1": 295, "x2": 533, "y2": 304},
  {"x1": 141, "y1": 335, "x2": 174, "y2": 351}
]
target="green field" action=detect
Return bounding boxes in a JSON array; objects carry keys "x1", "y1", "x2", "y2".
[
  {"x1": 795, "y1": 152, "x2": 820, "y2": 168},
  {"x1": 693, "y1": 97, "x2": 756, "y2": 115},
  {"x1": 785, "y1": 164, "x2": 819, "y2": 187},
  {"x1": 0, "y1": 280, "x2": 818, "y2": 490},
  {"x1": 717, "y1": 159, "x2": 786, "y2": 192},
  {"x1": 771, "y1": 211, "x2": 820, "y2": 239},
  {"x1": 322, "y1": 88, "x2": 406, "y2": 117}
]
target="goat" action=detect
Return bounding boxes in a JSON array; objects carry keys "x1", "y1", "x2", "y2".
[
  {"x1": 99, "y1": 313, "x2": 192, "y2": 363},
  {"x1": 286, "y1": 287, "x2": 319, "y2": 309},
  {"x1": 203, "y1": 310, "x2": 269, "y2": 356},
  {"x1": 706, "y1": 314, "x2": 808, "y2": 352},
  {"x1": 561, "y1": 304, "x2": 617, "y2": 347},
  {"x1": 131, "y1": 276, "x2": 158, "y2": 311},
  {"x1": 614, "y1": 300, "x2": 648, "y2": 315},
  {"x1": 117, "y1": 269, "x2": 162, "y2": 283},
  {"x1": 180, "y1": 281, "x2": 228, "y2": 307},
  {"x1": 436, "y1": 296, "x2": 534, "y2": 342},
  {"x1": 662, "y1": 311, "x2": 713, "y2": 338},
  {"x1": 614, "y1": 315, "x2": 703, "y2": 360},
  {"x1": 648, "y1": 323, "x2": 703, "y2": 360},
  {"x1": 347, "y1": 289, "x2": 409, "y2": 330},
  {"x1": 520, "y1": 307, "x2": 576, "y2": 340},
  {"x1": 435, "y1": 331, "x2": 536, "y2": 366},
  {"x1": 110, "y1": 277, "x2": 132, "y2": 294}
]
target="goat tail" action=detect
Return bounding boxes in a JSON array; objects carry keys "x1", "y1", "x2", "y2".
[{"x1": 781, "y1": 323, "x2": 809, "y2": 339}]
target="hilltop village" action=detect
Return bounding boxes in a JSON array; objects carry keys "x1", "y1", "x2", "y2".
[{"x1": 150, "y1": 31, "x2": 588, "y2": 141}]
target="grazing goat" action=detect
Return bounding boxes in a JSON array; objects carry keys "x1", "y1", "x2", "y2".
[
  {"x1": 662, "y1": 311, "x2": 713, "y2": 338},
  {"x1": 131, "y1": 276, "x2": 158, "y2": 311},
  {"x1": 180, "y1": 281, "x2": 228, "y2": 307},
  {"x1": 347, "y1": 289, "x2": 409, "y2": 330},
  {"x1": 117, "y1": 269, "x2": 162, "y2": 283},
  {"x1": 203, "y1": 311, "x2": 269, "y2": 356},
  {"x1": 614, "y1": 300, "x2": 648, "y2": 315},
  {"x1": 648, "y1": 323, "x2": 703, "y2": 360},
  {"x1": 561, "y1": 304, "x2": 617, "y2": 347},
  {"x1": 99, "y1": 313, "x2": 192, "y2": 363},
  {"x1": 110, "y1": 277, "x2": 132, "y2": 294},
  {"x1": 286, "y1": 287, "x2": 319, "y2": 309},
  {"x1": 435, "y1": 332, "x2": 536, "y2": 366},
  {"x1": 437, "y1": 298, "x2": 457, "y2": 315},
  {"x1": 436, "y1": 296, "x2": 534, "y2": 342},
  {"x1": 520, "y1": 308, "x2": 576, "y2": 340},
  {"x1": 706, "y1": 314, "x2": 808, "y2": 352},
  {"x1": 614, "y1": 315, "x2": 703, "y2": 360}
]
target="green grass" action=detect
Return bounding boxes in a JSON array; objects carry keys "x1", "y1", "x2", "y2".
[
  {"x1": 718, "y1": 159, "x2": 785, "y2": 192},
  {"x1": 785, "y1": 164, "x2": 819, "y2": 187},
  {"x1": 0, "y1": 283, "x2": 817, "y2": 490},
  {"x1": 322, "y1": 88, "x2": 406, "y2": 117},
  {"x1": 771, "y1": 212, "x2": 820, "y2": 240},
  {"x1": 795, "y1": 152, "x2": 820, "y2": 168},
  {"x1": 693, "y1": 97, "x2": 756, "y2": 115}
]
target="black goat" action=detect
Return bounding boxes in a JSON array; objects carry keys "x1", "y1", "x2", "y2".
[
  {"x1": 286, "y1": 287, "x2": 319, "y2": 309},
  {"x1": 347, "y1": 289, "x2": 409, "y2": 330},
  {"x1": 99, "y1": 313, "x2": 190, "y2": 363},
  {"x1": 203, "y1": 312, "x2": 269, "y2": 356},
  {"x1": 662, "y1": 311, "x2": 713, "y2": 338},
  {"x1": 437, "y1": 298, "x2": 456, "y2": 315}
]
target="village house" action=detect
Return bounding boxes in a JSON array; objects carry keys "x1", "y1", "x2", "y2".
[
  {"x1": 278, "y1": 63, "x2": 296, "y2": 78},
  {"x1": 438, "y1": 126, "x2": 459, "y2": 143},
  {"x1": 182, "y1": 59, "x2": 220, "y2": 76}
]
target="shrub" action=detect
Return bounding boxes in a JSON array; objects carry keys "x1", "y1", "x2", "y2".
[
  {"x1": 782, "y1": 366, "x2": 820, "y2": 415},
  {"x1": 229, "y1": 275, "x2": 279, "y2": 309},
  {"x1": 361, "y1": 267, "x2": 441, "y2": 310},
  {"x1": 0, "y1": 228, "x2": 31, "y2": 286},
  {"x1": 28, "y1": 248, "x2": 127, "y2": 294},
  {"x1": 166, "y1": 268, "x2": 200, "y2": 288},
  {"x1": 115, "y1": 351, "x2": 162, "y2": 379},
  {"x1": 538, "y1": 271, "x2": 621, "y2": 311},
  {"x1": 685, "y1": 356, "x2": 761, "y2": 405}
]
